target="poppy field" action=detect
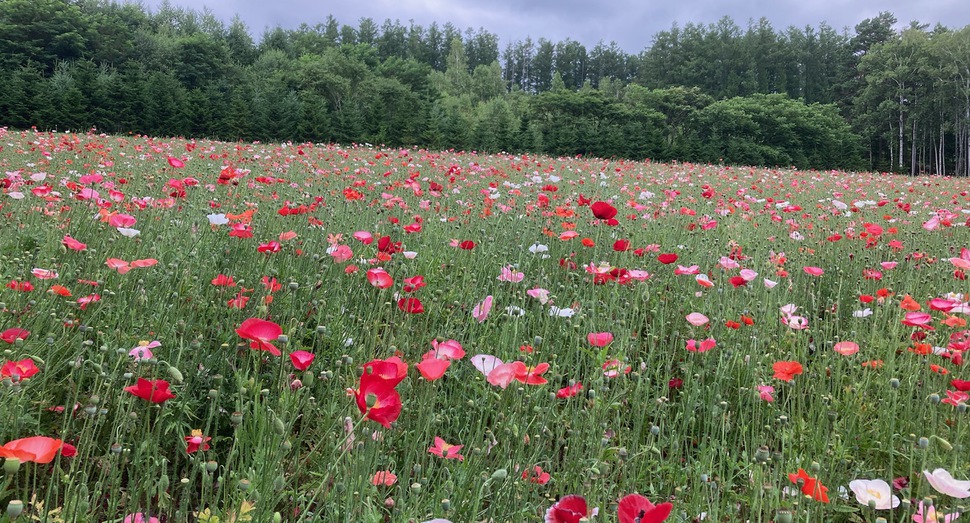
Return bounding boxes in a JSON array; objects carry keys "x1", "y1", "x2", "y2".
[{"x1": 2, "y1": 127, "x2": 970, "y2": 523}]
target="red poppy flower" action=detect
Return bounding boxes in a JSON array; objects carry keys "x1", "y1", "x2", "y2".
[
  {"x1": 613, "y1": 239, "x2": 631, "y2": 251},
  {"x1": 617, "y1": 493, "x2": 673, "y2": 523},
  {"x1": 235, "y1": 318, "x2": 283, "y2": 356},
  {"x1": 556, "y1": 382, "x2": 583, "y2": 398},
  {"x1": 512, "y1": 361, "x2": 549, "y2": 385},
  {"x1": 397, "y1": 297, "x2": 424, "y2": 314},
  {"x1": 355, "y1": 371, "x2": 402, "y2": 428},
  {"x1": 657, "y1": 253, "x2": 678, "y2": 264},
  {"x1": 951, "y1": 379, "x2": 970, "y2": 391},
  {"x1": 545, "y1": 495, "x2": 589, "y2": 523},
  {"x1": 591, "y1": 201, "x2": 617, "y2": 220},
  {"x1": 522, "y1": 465, "x2": 551, "y2": 485},
  {"x1": 1, "y1": 358, "x2": 39, "y2": 380},
  {"x1": 184, "y1": 430, "x2": 211, "y2": 454},
  {"x1": 416, "y1": 355, "x2": 450, "y2": 381},
  {"x1": 1, "y1": 328, "x2": 29, "y2": 344},
  {"x1": 729, "y1": 276, "x2": 747, "y2": 287},
  {"x1": 0, "y1": 436, "x2": 63, "y2": 464},
  {"x1": 772, "y1": 361, "x2": 804, "y2": 382},
  {"x1": 211, "y1": 274, "x2": 236, "y2": 287},
  {"x1": 362, "y1": 357, "x2": 408, "y2": 387},
  {"x1": 788, "y1": 468, "x2": 830, "y2": 503},
  {"x1": 458, "y1": 240, "x2": 476, "y2": 250},
  {"x1": 125, "y1": 378, "x2": 176, "y2": 403}
]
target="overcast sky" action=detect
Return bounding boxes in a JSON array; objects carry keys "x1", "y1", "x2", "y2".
[{"x1": 137, "y1": 0, "x2": 970, "y2": 53}]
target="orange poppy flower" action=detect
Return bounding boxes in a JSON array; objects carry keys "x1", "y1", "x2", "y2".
[
  {"x1": 899, "y1": 295, "x2": 922, "y2": 311},
  {"x1": 773, "y1": 361, "x2": 804, "y2": 382}
]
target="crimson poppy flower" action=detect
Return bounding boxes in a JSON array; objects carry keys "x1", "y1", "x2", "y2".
[
  {"x1": 556, "y1": 382, "x2": 583, "y2": 398},
  {"x1": 257, "y1": 241, "x2": 281, "y2": 253},
  {"x1": 613, "y1": 239, "x2": 631, "y2": 251},
  {"x1": 289, "y1": 350, "x2": 315, "y2": 371},
  {"x1": 657, "y1": 253, "x2": 678, "y2": 264},
  {"x1": 545, "y1": 495, "x2": 589, "y2": 523},
  {"x1": 1, "y1": 358, "x2": 39, "y2": 380},
  {"x1": 355, "y1": 371, "x2": 402, "y2": 428},
  {"x1": 6, "y1": 280, "x2": 33, "y2": 292},
  {"x1": 1, "y1": 328, "x2": 29, "y2": 344},
  {"x1": 125, "y1": 378, "x2": 176, "y2": 403},
  {"x1": 167, "y1": 157, "x2": 185, "y2": 168},
  {"x1": 403, "y1": 275, "x2": 426, "y2": 293},
  {"x1": 236, "y1": 318, "x2": 283, "y2": 356},
  {"x1": 0, "y1": 436, "x2": 63, "y2": 464},
  {"x1": 362, "y1": 356, "x2": 409, "y2": 387},
  {"x1": 952, "y1": 379, "x2": 970, "y2": 391},
  {"x1": 590, "y1": 201, "x2": 617, "y2": 220},
  {"x1": 458, "y1": 240, "x2": 476, "y2": 250},
  {"x1": 184, "y1": 429, "x2": 211, "y2": 453},
  {"x1": 398, "y1": 297, "x2": 424, "y2": 314},
  {"x1": 617, "y1": 493, "x2": 672, "y2": 523}
]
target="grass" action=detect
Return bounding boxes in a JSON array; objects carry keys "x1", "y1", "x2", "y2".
[{"x1": 0, "y1": 127, "x2": 969, "y2": 522}]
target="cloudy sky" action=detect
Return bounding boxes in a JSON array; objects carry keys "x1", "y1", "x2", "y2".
[{"x1": 138, "y1": 0, "x2": 969, "y2": 52}]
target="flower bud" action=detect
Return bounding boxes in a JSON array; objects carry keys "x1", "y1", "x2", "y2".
[
  {"x1": 7, "y1": 500, "x2": 24, "y2": 519},
  {"x1": 490, "y1": 469, "x2": 508, "y2": 481},
  {"x1": 754, "y1": 446, "x2": 771, "y2": 464},
  {"x1": 3, "y1": 458, "x2": 21, "y2": 474}
]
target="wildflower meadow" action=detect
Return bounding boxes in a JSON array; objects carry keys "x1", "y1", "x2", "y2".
[{"x1": 2, "y1": 127, "x2": 970, "y2": 522}]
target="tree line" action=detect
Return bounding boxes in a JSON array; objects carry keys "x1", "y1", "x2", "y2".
[{"x1": 0, "y1": 1, "x2": 967, "y2": 174}]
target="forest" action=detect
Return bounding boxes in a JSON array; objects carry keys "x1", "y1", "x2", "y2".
[{"x1": 1, "y1": 0, "x2": 969, "y2": 174}]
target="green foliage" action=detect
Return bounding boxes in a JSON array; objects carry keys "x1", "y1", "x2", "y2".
[{"x1": 692, "y1": 94, "x2": 864, "y2": 169}]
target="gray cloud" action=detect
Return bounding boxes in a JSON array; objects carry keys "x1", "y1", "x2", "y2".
[{"x1": 138, "y1": 0, "x2": 970, "y2": 52}]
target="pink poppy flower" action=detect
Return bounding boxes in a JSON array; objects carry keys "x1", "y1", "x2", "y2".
[
  {"x1": 290, "y1": 350, "x2": 315, "y2": 371},
  {"x1": 833, "y1": 341, "x2": 860, "y2": 356},
  {"x1": 685, "y1": 312, "x2": 709, "y2": 326},
  {"x1": 497, "y1": 265, "x2": 525, "y2": 282},
  {"x1": 923, "y1": 468, "x2": 970, "y2": 498},
  {"x1": 587, "y1": 332, "x2": 614, "y2": 347},
  {"x1": 757, "y1": 385, "x2": 775, "y2": 402},
  {"x1": 372, "y1": 470, "x2": 397, "y2": 486},
  {"x1": 428, "y1": 437, "x2": 464, "y2": 461},
  {"x1": 685, "y1": 338, "x2": 716, "y2": 353},
  {"x1": 803, "y1": 266, "x2": 824, "y2": 276},
  {"x1": 472, "y1": 295, "x2": 493, "y2": 323},
  {"x1": 366, "y1": 268, "x2": 394, "y2": 289}
]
